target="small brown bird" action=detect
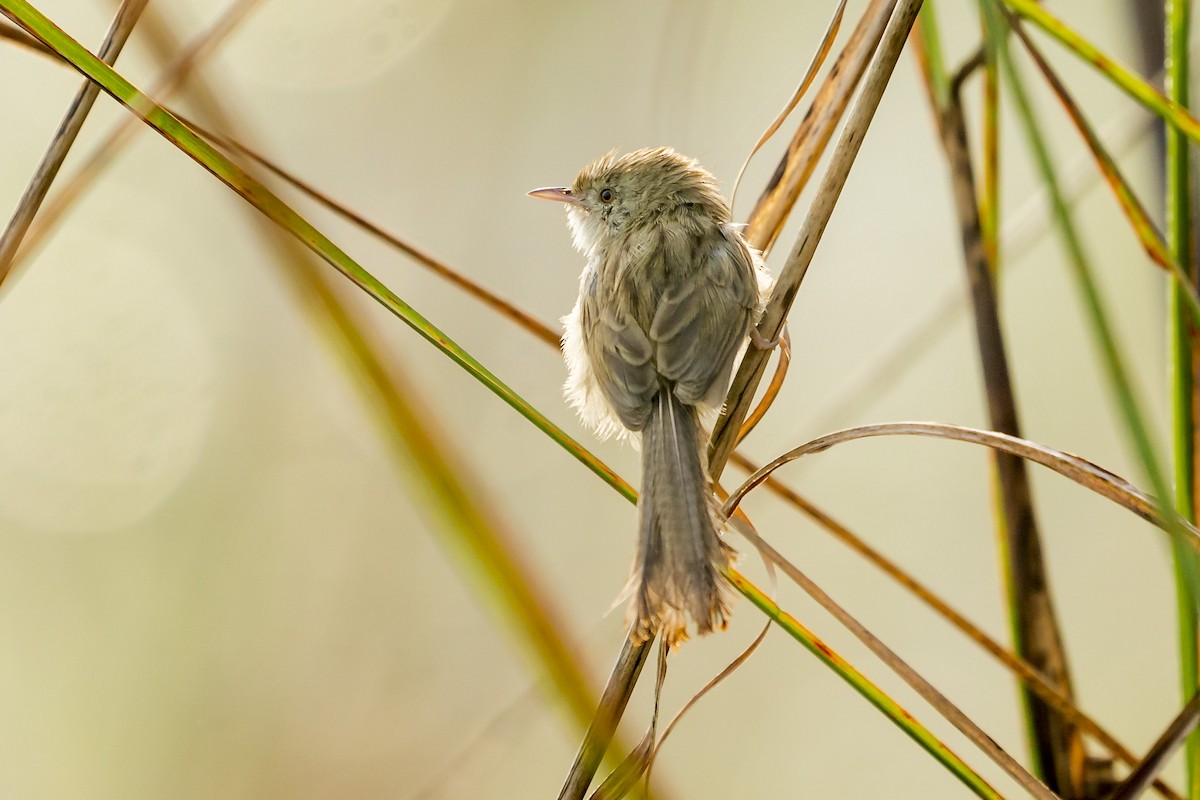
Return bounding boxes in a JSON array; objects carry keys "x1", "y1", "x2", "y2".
[{"x1": 530, "y1": 148, "x2": 768, "y2": 645}]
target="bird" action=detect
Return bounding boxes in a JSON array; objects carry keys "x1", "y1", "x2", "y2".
[{"x1": 529, "y1": 147, "x2": 770, "y2": 646}]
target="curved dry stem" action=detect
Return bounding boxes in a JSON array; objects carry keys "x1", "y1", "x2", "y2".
[
  {"x1": 729, "y1": 0, "x2": 847, "y2": 212},
  {"x1": 638, "y1": 514, "x2": 775, "y2": 796},
  {"x1": 649, "y1": 618, "x2": 770, "y2": 784},
  {"x1": 736, "y1": 328, "x2": 791, "y2": 445},
  {"x1": 724, "y1": 422, "x2": 1200, "y2": 555}
]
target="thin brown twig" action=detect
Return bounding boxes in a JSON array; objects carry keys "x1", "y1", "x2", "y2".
[
  {"x1": 652, "y1": 618, "x2": 769, "y2": 766},
  {"x1": 177, "y1": 116, "x2": 561, "y2": 348},
  {"x1": 949, "y1": 46, "x2": 986, "y2": 95},
  {"x1": 0, "y1": 0, "x2": 264, "y2": 287},
  {"x1": 1106, "y1": 693, "x2": 1200, "y2": 800},
  {"x1": 0, "y1": 0, "x2": 148, "y2": 284}
]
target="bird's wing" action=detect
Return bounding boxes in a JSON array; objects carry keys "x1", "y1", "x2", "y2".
[
  {"x1": 650, "y1": 227, "x2": 758, "y2": 408},
  {"x1": 579, "y1": 267, "x2": 659, "y2": 432}
]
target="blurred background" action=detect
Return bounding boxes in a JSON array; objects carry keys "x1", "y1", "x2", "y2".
[{"x1": 0, "y1": 0, "x2": 1188, "y2": 797}]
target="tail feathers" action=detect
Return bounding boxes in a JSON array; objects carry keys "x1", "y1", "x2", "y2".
[{"x1": 627, "y1": 391, "x2": 732, "y2": 646}]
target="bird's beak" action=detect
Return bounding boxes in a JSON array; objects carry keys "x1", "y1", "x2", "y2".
[{"x1": 527, "y1": 186, "x2": 583, "y2": 206}]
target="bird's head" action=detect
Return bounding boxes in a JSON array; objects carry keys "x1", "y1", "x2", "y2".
[{"x1": 529, "y1": 147, "x2": 731, "y2": 256}]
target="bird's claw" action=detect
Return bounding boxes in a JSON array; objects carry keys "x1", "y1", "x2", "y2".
[{"x1": 750, "y1": 326, "x2": 782, "y2": 352}]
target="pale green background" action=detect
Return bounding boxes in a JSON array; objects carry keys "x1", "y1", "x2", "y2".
[{"x1": 0, "y1": 1, "x2": 1183, "y2": 797}]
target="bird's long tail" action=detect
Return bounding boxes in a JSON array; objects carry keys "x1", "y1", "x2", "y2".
[{"x1": 629, "y1": 391, "x2": 732, "y2": 645}]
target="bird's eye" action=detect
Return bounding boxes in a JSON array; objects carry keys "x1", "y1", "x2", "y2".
[{"x1": 599, "y1": 188, "x2": 614, "y2": 204}]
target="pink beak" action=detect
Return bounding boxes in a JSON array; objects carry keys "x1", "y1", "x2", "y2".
[{"x1": 527, "y1": 186, "x2": 583, "y2": 206}]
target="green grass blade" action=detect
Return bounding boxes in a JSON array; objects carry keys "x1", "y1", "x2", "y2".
[
  {"x1": 978, "y1": 2, "x2": 1200, "y2": 621},
  {"x1": 998, "y1": 0, "x2": 1200, "y2": 145},
  {"x1": 1008, "y1": 20, "x2": 1200, "y2": 330},
  {"x1": 1166, "y1": 1, "x2": 1200, "y2": 797},
  {"x1": 915, "y1": 2, "x2": 950, "y2": 110},
  {"x1": 980, "y1": 16, "x2": 1000, "y2": 274},
  {"x1": 727, "y1": 570, "x2": 1004, "y2": 800}
]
